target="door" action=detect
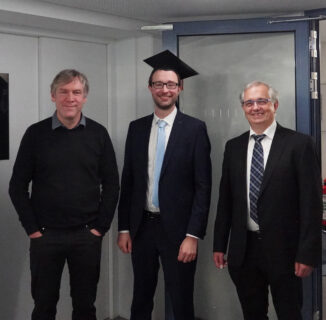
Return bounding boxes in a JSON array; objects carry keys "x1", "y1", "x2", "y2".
[{"x1": 163, "y1": 17, "x2": 317, "y2": 320}]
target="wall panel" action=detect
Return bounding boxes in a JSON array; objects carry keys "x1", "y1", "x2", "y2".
[{"x1": 0, "y1": 32, "x2": 38, "y2": 320}]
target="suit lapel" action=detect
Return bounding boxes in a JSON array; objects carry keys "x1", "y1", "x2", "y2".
[
  {"x1": 260, "y1": 124, "x2": 287, "y2": 195},
  {"x1": 160, "y1": 110, "x2": 183, "y2": 178},
  {"x1": 238, "y1": 132, "x2": 250, "y2": 206},
  {"x1": 139, "y1": 114, "x2": 153, "y2": 175},
  {"x1": 239, "y1": 132, "x2": 249, "y2": 183}
]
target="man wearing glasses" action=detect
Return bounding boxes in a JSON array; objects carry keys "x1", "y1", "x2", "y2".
[
  {"x1": 118, "y1": 50, "x2": 212, "y2": 320},
  {"x1": 213, "y1": 81, "x2": 322, "y2": 319}
]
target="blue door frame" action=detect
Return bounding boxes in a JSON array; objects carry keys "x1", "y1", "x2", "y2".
[
  {"x1": 162, "y1": 16, "x2": 319, "y2": 320},
  {"x1": 162, "y1": 18, "x2": 311, "y2": 135}
]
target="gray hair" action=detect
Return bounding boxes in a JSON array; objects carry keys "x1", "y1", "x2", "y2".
[
  {"x1": 50, "y1": 69, "x2": 89, "y2": 97},
  {"x1": 239, "y1": 81, "x2": 278, "y2": 104}
]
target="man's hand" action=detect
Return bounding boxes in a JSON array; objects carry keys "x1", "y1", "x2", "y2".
[
  {"x1": 213, "y1": 252, "x2": 228, "y2": 269},
  {"x1": 177, "y1": 236, "x2": 198, "y2": 263},
  {"x1": 29, "y1": 231, "x2": 43, "y2": 239},
  {"x1": 117, "y1": 232, "x2": 132, "y2": 253},
  {"x1": 90, "y1": 228, "x2": 102, "y2": 237},
  {"x1": 295, "y1": 262, "x2": 313, "y2": 278}
]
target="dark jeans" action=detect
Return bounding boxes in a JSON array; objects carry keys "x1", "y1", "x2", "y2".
[
  {"x1": 229, "y1": 231, "x2": 302, "y2": 320},
  {"x1": 29, "y1": 227, "x2": 102, "y2": 320},
  {"x1": 130, "y1": 215, "x2": 196, "y2": 320}
]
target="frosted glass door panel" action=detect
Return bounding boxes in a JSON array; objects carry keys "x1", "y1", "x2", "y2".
[{"x1": 179, "y1": 33, "x2": 295, "y2": 320}]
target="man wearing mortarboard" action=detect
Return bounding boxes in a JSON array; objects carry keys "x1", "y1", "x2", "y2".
[{"x1": 117, "y1": 50, "x2": 212, "y2": 320}]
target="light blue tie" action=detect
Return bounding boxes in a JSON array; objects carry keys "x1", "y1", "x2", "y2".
[
  {"x1": 152, "y1": 120, "x2": 167, "y2": 208},
  {"x1": 249, "y1": 134, "x2": 265, "y2": 224}
]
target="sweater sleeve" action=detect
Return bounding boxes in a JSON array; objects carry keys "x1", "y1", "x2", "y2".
[
  {"x1": 9, "y1": 127, "x2": 39, "y2": 235},
  {"x1": 91, "y1": 129, "x2": 120, "y2": 234}
]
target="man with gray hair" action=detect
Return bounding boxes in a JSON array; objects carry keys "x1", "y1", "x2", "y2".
[
  {"x1": 213, "y1": 81, "x2": 321, "y2": 319},
  {"x1": 9, "y1": 69, "x2": 119, "y2": 320}
]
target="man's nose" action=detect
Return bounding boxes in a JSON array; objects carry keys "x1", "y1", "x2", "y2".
[
  {"x1": 66, "y1": 92, "x2": 74, "y2": 100},
  {"x1": 252, "y1": 102, "x2": 261, "y2": 109}
]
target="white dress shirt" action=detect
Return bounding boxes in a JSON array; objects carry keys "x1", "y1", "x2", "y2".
[
  {"x1": 246, "y1": 120, "x2": 277, "y2": 231},
  {"x1": 145, "y1": 107, "x2": 177, "y2": 212},
  {"x1": 120, "y1": 107, "x2": 197, "y2": 239}
]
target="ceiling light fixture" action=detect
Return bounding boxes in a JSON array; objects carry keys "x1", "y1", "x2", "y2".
[{"x1": 141, "y1": 24, "x2": 173, "y2": 31}]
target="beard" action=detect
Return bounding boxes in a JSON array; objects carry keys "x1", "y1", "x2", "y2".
[{"x1": 152, "y1": 95, "x2": 178, "y2": 110}]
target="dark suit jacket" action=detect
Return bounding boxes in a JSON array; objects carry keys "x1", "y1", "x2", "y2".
[
  {"x1": 213, "y1": 124, "x2": 322, "y2": 270},
  {"x1": 118, "y1": 110, "x2": 212, "y2": 244}
]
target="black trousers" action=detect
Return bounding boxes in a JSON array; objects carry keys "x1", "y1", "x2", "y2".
[
  {"x1": 130, "y1": 214, "x2": 196, "y2": 320},
  {"x1": 228, "y1": 231, "x2": 302, "y2": 320},
  {"x1": 29, "y1": 227, "x2": 102, "y2": 320}
]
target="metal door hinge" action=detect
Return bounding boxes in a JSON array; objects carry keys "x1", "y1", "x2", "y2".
[
  {"x1": 310, "y1": 72, "x2": 318, "y2": 100},
  {"x1": 309, "y1": 30, "x2": 318, "y2": 58}
]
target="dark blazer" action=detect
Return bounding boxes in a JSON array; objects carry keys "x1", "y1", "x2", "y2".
[
  {"x1": 118, "y1": 110, "x2": 212, "y2": 244},
  {"x1": 213, "y1": 124, "x2": 322, "y2": 270}
]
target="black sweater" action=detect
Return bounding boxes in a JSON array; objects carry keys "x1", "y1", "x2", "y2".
[{"x1": 9, "y1": 117, "x2": 119, "y2": 235}]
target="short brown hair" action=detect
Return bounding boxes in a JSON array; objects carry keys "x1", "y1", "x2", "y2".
[
  {"x1": 51, "y1": 69, "x2": 89, "y2": 96},
  {"x1": 148, "y1": 68, "x2": 181, "y2": 86}
]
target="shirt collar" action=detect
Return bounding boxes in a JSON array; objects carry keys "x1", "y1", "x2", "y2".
[
  {"x1": 52, "y1": 112, "x2": 86, "y2": 130},
  {"x1": 250, "y1": 120, "x2": 277, "y2": 140},
  {"x1": 153, "y1": 106, "x2": 177, "y2": 127}
]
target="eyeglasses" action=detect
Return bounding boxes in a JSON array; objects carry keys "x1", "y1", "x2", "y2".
[
  {"x1": 242, "y1": 98, "x2": 272, "y2": 108},
  {"x1": 151, "y1": 81, "x2": 179, "y2": 89}
]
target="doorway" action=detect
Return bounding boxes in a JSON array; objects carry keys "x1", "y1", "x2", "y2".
[
  {"x1": 320, "y1": 18, "x2": 326, "y2": 320},
  {"x1": 163, "y1": 17, "x2": 316, "y2": 319},
  {"x1": 179, "y1": 31, "x2": 296, "y2": 320}
]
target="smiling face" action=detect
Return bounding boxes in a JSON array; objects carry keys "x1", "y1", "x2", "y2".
[
  {"x1": 242, "y1": 84, "x2": 278, "y2": 133},
  {"x1": 148, "y1": 69, "x2": 182, "y2": 112},
  {"x1": 51, "y1": 78, "x2": 87, "y2": 128}
]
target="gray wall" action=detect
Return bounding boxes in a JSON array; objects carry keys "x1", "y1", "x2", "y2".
[
  {"x1": 0, "y1": 32, "x2": 39, "y2": 320},
  {"x1": 0, "y1": 29, "x2": 159, "y2": 320},
  {"x1": 112, "y1": 36, "x2": 163, "y2": 320},
  {"x1": 179, "y1": 32, "x2": 296, "y2": 320},
  {"x1": 1, "y1": 19, "x2": 324, "y2": 320}
]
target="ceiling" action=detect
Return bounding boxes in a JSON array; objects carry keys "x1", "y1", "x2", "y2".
[
  {"x1": 0, "y1": 0, "x2": 325, "y2": 41},
  {"x1": 39, "y1": 0, "x2": 326, "y2": 23}
]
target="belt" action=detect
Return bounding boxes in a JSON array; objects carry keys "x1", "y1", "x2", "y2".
[{"x1": 144, "y1": 210, "x2": 160, "y2": 219}]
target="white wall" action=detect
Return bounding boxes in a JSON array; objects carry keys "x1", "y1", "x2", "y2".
[
  {"x1": 0, "y1": 21, "x2": 159, "y2": 319},
  {"x1": 2, "y1": 16, "x2": 323, "y2": 320},
  {"x1": 0, "y1": 33, "x2": 111, "y2": 320},
  {"x1": 0, "y1": 32, "x2": 39, "y2": 320},
  {"x1": 38, "y1": 37, "x2": 110, "y2": 320},
  {"x1": 38, "y1": 37, "x2": 109, "y2": 126},
  {"x1": 112, "y1": 35, "x2": 163, "y2": 319}
]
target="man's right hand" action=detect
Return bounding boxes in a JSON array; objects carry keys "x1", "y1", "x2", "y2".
[
  {"x1": 117, "y1": 232, "x2": 132, "y2": 253},
  {"x1": 213, "y1": 251, "x2": 228, "y2": 269},
  {"x1": 29, "y1": 231, "x2": 43, "y2": 239}
]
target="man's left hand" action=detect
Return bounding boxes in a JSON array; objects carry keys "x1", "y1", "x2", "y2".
[
  {"x1": 90, "y1": 228, "x2": 102, "y2": 237},
  {"x1": 177, "y1": 236, "x2": 198, "y2": 263},
  {"x1": 295, "y1": 262, "x2": 313, "y2": 278}
]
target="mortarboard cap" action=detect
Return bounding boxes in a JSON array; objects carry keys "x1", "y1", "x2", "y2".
[{"x1": 144, "y1": 50, "x2": 198, "y2": 80}]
